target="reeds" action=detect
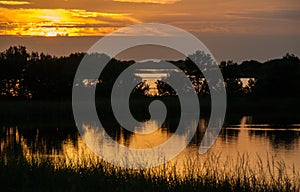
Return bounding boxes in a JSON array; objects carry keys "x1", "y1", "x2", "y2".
[{"x1": 0, "y1": 152, "x2": 298, "y2": 192}]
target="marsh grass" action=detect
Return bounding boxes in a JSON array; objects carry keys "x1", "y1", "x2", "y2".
[{"x1": 0, "y1": 152, "x2": 299, "y2": 192}]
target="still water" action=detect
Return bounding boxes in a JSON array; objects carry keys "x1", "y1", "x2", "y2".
[{"x1": 1, "y1": 115, "x2": 300, "y2": 172}]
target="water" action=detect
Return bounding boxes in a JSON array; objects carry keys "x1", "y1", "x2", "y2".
[{"x1": 1, "y1": 115, "x2": 300, "y2": 172}]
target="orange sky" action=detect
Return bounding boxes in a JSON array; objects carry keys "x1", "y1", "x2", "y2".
[
  {"x1": 0, "y1": 0, "x2": 299, "y2": 36},
  {"x1": 0, "y1": 0, "x2": 299, "y2": 61}
]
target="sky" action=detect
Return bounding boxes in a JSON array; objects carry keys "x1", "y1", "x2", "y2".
[{"x1": 0, "y1": 0, "x2": 300, "y2": 62}]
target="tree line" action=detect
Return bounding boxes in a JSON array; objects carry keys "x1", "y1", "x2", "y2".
[{"x1": 1, "y1": 45, "x2": 300, "y2": 100}]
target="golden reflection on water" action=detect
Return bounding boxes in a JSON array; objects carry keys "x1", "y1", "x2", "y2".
[{"x1": 1, "y1": 117, "x2": 300, "y2": 176}]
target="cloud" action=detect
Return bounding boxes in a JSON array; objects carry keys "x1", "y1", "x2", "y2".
[
  {"x1": 113, "y1": 0, "x2": 181, "y2": 5},
  {"x1": 0, "y1": 1, "x2": 31, "y2": 5},
  {"x1": 227, "y1": 9, "x2": 300, "y2": 21},
  {"x1": 0, "y1": 8, "x2": 141, "y2": 36}
]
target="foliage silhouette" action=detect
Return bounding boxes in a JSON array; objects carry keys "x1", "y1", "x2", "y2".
[{"x1": 1, "y1": 46, "x2": 300, "y2": 101}]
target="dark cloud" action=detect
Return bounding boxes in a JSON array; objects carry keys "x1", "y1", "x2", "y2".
[{"x1": 227, "y1": 9, "x2": 300, "y2": 21}]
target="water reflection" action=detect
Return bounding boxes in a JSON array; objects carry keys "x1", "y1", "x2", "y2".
[
  {"x1": 248, "y1": 130, "x2": 300, "y2": 150},
  {"x1": 0, "y1": 115, "x2": 299, "y2": 170}
]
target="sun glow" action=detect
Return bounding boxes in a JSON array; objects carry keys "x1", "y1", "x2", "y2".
[
  {"x1": 45, "y1": 31, "x2": 58, "y2": 37},
  {"x1": 0, "y1": 8, "x2": 141, "y2": 36},
  {"x1": 0, "y1": 1, "x2": 31, "y2": 5}
]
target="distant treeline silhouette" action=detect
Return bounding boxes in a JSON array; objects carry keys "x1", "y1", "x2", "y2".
[{"x1": 1, "y1": 45, "x2": 300, "y2": 100}]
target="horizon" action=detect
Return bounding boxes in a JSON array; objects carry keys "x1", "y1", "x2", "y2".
[{"x1": 1, "y1": 35, "x2": 299, "y2": 63}]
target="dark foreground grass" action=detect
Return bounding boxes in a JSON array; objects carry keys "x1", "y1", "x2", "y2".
[{"x1": 0, "y1": 153, "x2": 299, "y2": 192}]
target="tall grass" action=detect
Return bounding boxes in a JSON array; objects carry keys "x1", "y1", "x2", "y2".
[{"x1": 0, "y1": 152, "x2": 299, "y2": 192}]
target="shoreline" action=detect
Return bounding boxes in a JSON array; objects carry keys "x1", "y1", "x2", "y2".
[{"x1": 1, "y1": 97, "x2": 300, "y2": 124}]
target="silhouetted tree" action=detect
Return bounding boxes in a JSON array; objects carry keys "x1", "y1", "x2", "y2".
[
  {"x1": 253, "y1": 53, "x2": 300, "y2": 98},
  {"x1": 132, "y1": 81, "x2": 150, "y2": 96},
  {"x1": 0, "y1": 46, "x2": 31, "y2": 99},
  {"x1": 219, "y1": 60, "x2": 244, "y2": 96},
  {"x1": 156, "y1": 80, "x2": 176, "y2": 96}
]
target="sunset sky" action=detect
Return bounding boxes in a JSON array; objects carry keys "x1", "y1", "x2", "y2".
[{"x1": 0, "y1": 0, "x2": 299, "y2": 62}]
